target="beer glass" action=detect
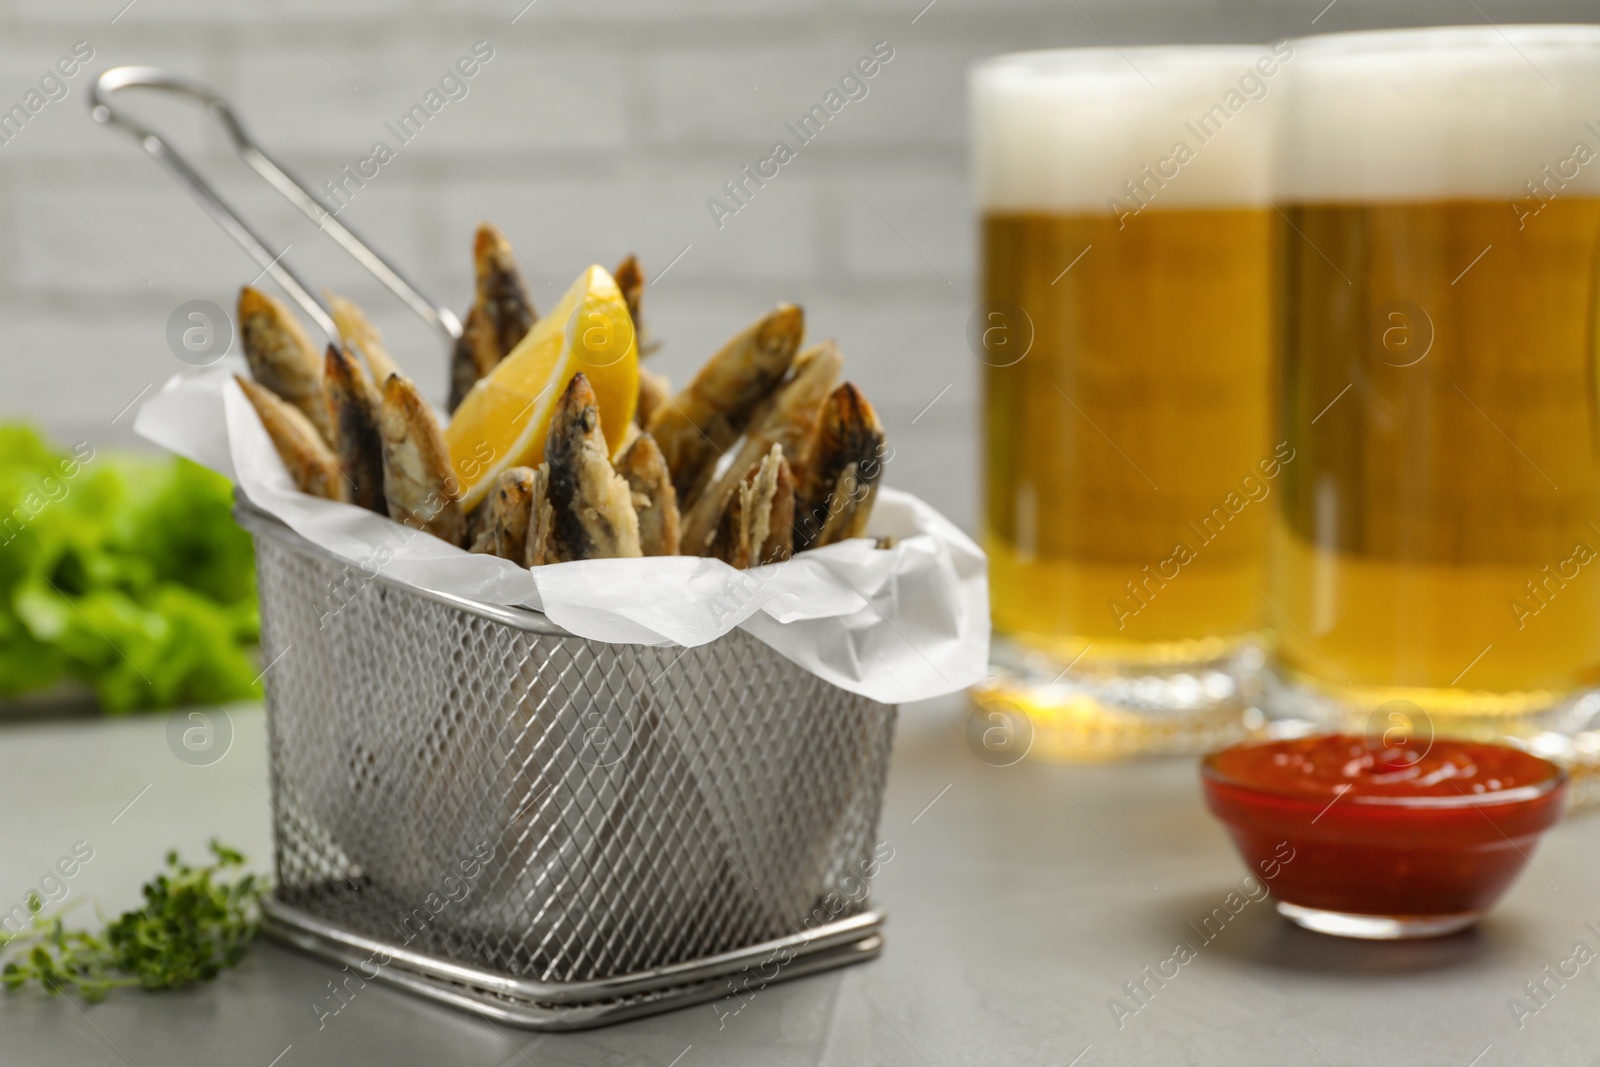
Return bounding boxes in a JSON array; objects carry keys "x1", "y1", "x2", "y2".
[
  {"x1": 1270, "y1": 26, "x2": 1600, "y2": 757},
  {"x1": 970, "y1": 46, "x2": 1286, "y2": 757}
]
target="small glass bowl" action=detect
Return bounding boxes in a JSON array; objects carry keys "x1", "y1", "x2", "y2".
[{"x1": 1201, "y1": 735, "x2": 1567, "y2": 939}]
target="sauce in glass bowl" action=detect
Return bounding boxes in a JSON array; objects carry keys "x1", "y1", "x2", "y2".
[{"x1": 1202, "y1": 734, "x2": 1566, "y2": 939}]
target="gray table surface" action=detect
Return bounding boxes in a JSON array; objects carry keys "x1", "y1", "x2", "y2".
[{"x1": 3, "y1": 698, "x2": 1598, "y2": 1067}]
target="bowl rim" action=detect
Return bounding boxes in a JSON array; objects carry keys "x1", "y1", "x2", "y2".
[{"x1": 1200, "y1": 736, "x2": 1569, "y2": 812}]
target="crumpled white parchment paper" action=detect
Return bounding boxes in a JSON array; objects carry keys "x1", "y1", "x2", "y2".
[{"x1": 135, "y1": 359, "x2": 990, "y2": 704}]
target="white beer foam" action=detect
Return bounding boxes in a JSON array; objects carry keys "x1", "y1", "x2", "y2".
[
  {"x1": 971, "y1": 45, "x2": 1288, "y2": 213},
  {"x1": 1282, "y1": 26, "x2": 1600, "y2": 202}
]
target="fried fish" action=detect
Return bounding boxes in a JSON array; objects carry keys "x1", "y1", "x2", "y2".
[
  {"x1": 327, "y1": 292, "x2": 402, "y2": 387},
  {"x1": 796, "y1": 382, "x2": 887, "y2": 550},
  {"x1": 449, "y1": 223, "x2": 537, "y2": 413},
  {"x1": 635, "y1": 366, "x2": 671, "y2": 431},
  {"x1": 747, "y1": 446, "x2": 796, "y2": 565},
  {"x1": 236, "y1": 375, "x2": 345, "y2": 502},
  {"x1": 613, "y1": 253, "x2": 659, "y2": 357},
  {"x1": 238, "y1": 286, "x2": 330, "y2": 442},
  {"x1": 616, "y1": 432, "x2": 680, "y2": 556},
  {"x1": 526, "y1": 465, "x2": 553, "y2": 568},
  {"x1": 466, "y1": 502, "x2": 495, "y2": 554},
  {"x1": 323, "y1": 344, "x2": 386, "y2": 514},
  {"x1": 544, "y1": 373, "x2": 642, "y2": 561},
  {"x1": 710, "y1": 444, "x2": 794, "y2": 568},
  {"x1": 646, "y1": 304, "x2": 803, "y2": 508},
  {"x1": 680, "y1": 339, "x2": 841, "y2": 555},
  {"x1": 480, "y1": 466, "x2": 537, "y2": 563},
  {"x1": 379, "y1": 374, "x2": 465, "y2": 545}
]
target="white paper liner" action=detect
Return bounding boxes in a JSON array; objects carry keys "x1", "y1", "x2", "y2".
[{"x1": 135, "y1": 359, "x2": 990, "y2": 704}]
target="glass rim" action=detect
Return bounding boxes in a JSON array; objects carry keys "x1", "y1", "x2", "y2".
[
  {"x1": 1292, "y1": 22, "x2": 1600, "y2": 58},
  {"x1": 971, "y1": 43, "x2": 1276, "y2": 81}
]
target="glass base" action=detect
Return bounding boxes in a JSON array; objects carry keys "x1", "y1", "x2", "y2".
[
  {"x1": 1263, "y1": 665, "x2": 1600, "y2": 809},
  {"x1": 972, "y1": 635, "x2": 1263, "y2": 760},
  {"x1": 1276, "y1": 901, "x2": 1480, "y2": 940}
]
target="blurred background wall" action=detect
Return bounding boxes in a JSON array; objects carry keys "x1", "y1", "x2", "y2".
[{"x1": 2, "y1": 0, "x2": 1597, "y2": 532}]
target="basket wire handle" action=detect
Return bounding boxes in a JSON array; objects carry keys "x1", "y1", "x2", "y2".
[{"x1": 88, "y1": 66, "x2": 463, "y2": 345}]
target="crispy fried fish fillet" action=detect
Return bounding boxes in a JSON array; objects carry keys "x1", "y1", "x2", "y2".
[
  {"x1": 796, "y1": 382, "x2": 887, "y2": 550},
  {"x1": 323, "y1": 344, "x2": 387, "y2": 514},
  {"x1": 526, "y1": 465, "x2": 553, "y2": 567},
  {"x1": 328, "y1": 292, "x2": 401, "y2": 386},
  {"x1": 238, "y1": 287, "x2": 330, "y2": 442},
  {"x1": 616, "y1": 432, "x2": 680, "y2": 556},
  {"x1": 544, "y1": 374, "x2": 642, "y2": 561},
  {"x1": 710, "y1": 445, "x2": 794, "y2": 568},
  {"x1": 635, "y1": 366, "x2": 671, "y2": 431},
  {"x1": 379, "y1": 374, "x2": 465, "y2": 545},
  {"x1": 449, "y1": 223, "x2": 537, "y2": 413},
  {"x1": 613, "y1": 253, "x2": 659, "y2": 357},
  {"x1": 646, "y1": 304, "x2": 803, "y2": 508},
  {"x1": 236, "y1": 375, "x2": 345, "y2": 501},
  {"x1": 681, "y1": 340, "x2": 841, "y2": 555}
]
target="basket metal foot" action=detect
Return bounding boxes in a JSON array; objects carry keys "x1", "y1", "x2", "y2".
[{"x1": 264, "y1": 894, "x2": 885, "y2": 1030}]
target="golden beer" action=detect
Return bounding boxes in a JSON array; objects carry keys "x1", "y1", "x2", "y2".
[
  {"x1": 1271, "y1": 27, "x2": 1600, "y2": 751},
  {"x1": 970, "y1": 47, "x2": 1286, "y2": 756},
  {"x1": 985, "y1": 209, "x2": 1273, "y2": 652}
]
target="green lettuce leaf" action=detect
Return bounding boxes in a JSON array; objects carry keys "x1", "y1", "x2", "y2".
[{"x1": 0, "y1": 425, "x2": 259, "y2": 712}]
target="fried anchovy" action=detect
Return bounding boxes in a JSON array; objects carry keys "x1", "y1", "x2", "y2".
[
  {"x1": 616, "y1": 432, "x2": 680, "y2": 556},
  {"x1": 747, "y1": 446, "x2": 796, "y2": 565},
  {"x1": 470, "y1": 466, "x2": 535, "y2": 563},
  {"x1": 238, "y1": 286, "x2": 330, "y2": 442},
  {"x1": 322, "y1": 344, "x2": 386, "y2": 514},
  {"x1": 646, "y1": 304, "x2": 803, "y2": 509},
  {"x1": 710, "y1": 444, "x2": 794, "y2": 568},
  {"x1": 466, "y1": 502, "x2": 495, "y2": 554},
  {"x1": 526, "y1": 465, "x2": 553, "y2": 568},
  {"x1": 379, "y1": 373, "x2": 465, "y2": 545},
  {"x1": 236, "y1": 375, "x2": 345, "y2": 502},
  {"x1": 544, "y1": 373, "x2": 641, "y2": 561},
  {"x1": 681, "y1": 340, "x2": 841, "y2": 555},
  {"x1": 325, "y1": 292, "x2": 402, "y2": 388},
  {"x1": 613, "y1": 254, "x2": 659, "y2": 357},
  {"x1": 795, "y1": 382, "x2": 887, "y2": 550},
  {"x1": 635, "y1": 366, "x2": 671, "y2": 431},
  {"x1": 452, "y1": 306, "x2": 491, "y2": 414},
  {"x1": 708, "y1": 490, "x2": 743, "y2": 567},
  {"x1": 449, "y1": 223, "x2": 537, "y2": 413}
]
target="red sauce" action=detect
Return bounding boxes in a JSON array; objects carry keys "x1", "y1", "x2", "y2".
[{"x1": 1202, "y1": 735, "x2": 1566, "y2": 918}]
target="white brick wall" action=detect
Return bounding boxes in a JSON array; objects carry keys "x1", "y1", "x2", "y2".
[{"x1": 2, "y1": 0, "x2": 1597, "y2": 533}]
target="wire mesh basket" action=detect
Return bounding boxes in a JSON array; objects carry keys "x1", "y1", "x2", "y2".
[
  {"x1": 85, "y1": 67, "x2": 898, "y2": 1028},
  {"x1": 240, "y1": 501, "x2": 897, "y2": 1029}
]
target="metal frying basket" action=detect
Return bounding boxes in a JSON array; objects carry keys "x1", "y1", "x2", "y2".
[
  {"x1": 242, "y1": 503, "x2": 895, "y2": 1029},
  {"x1": 88, "y1": 68, "x2": 898, "y2": 1029}
]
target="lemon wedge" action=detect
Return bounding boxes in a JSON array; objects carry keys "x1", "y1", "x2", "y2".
[{"x1": 445, "y1": 265, "x2": 639, "y2": 511}]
